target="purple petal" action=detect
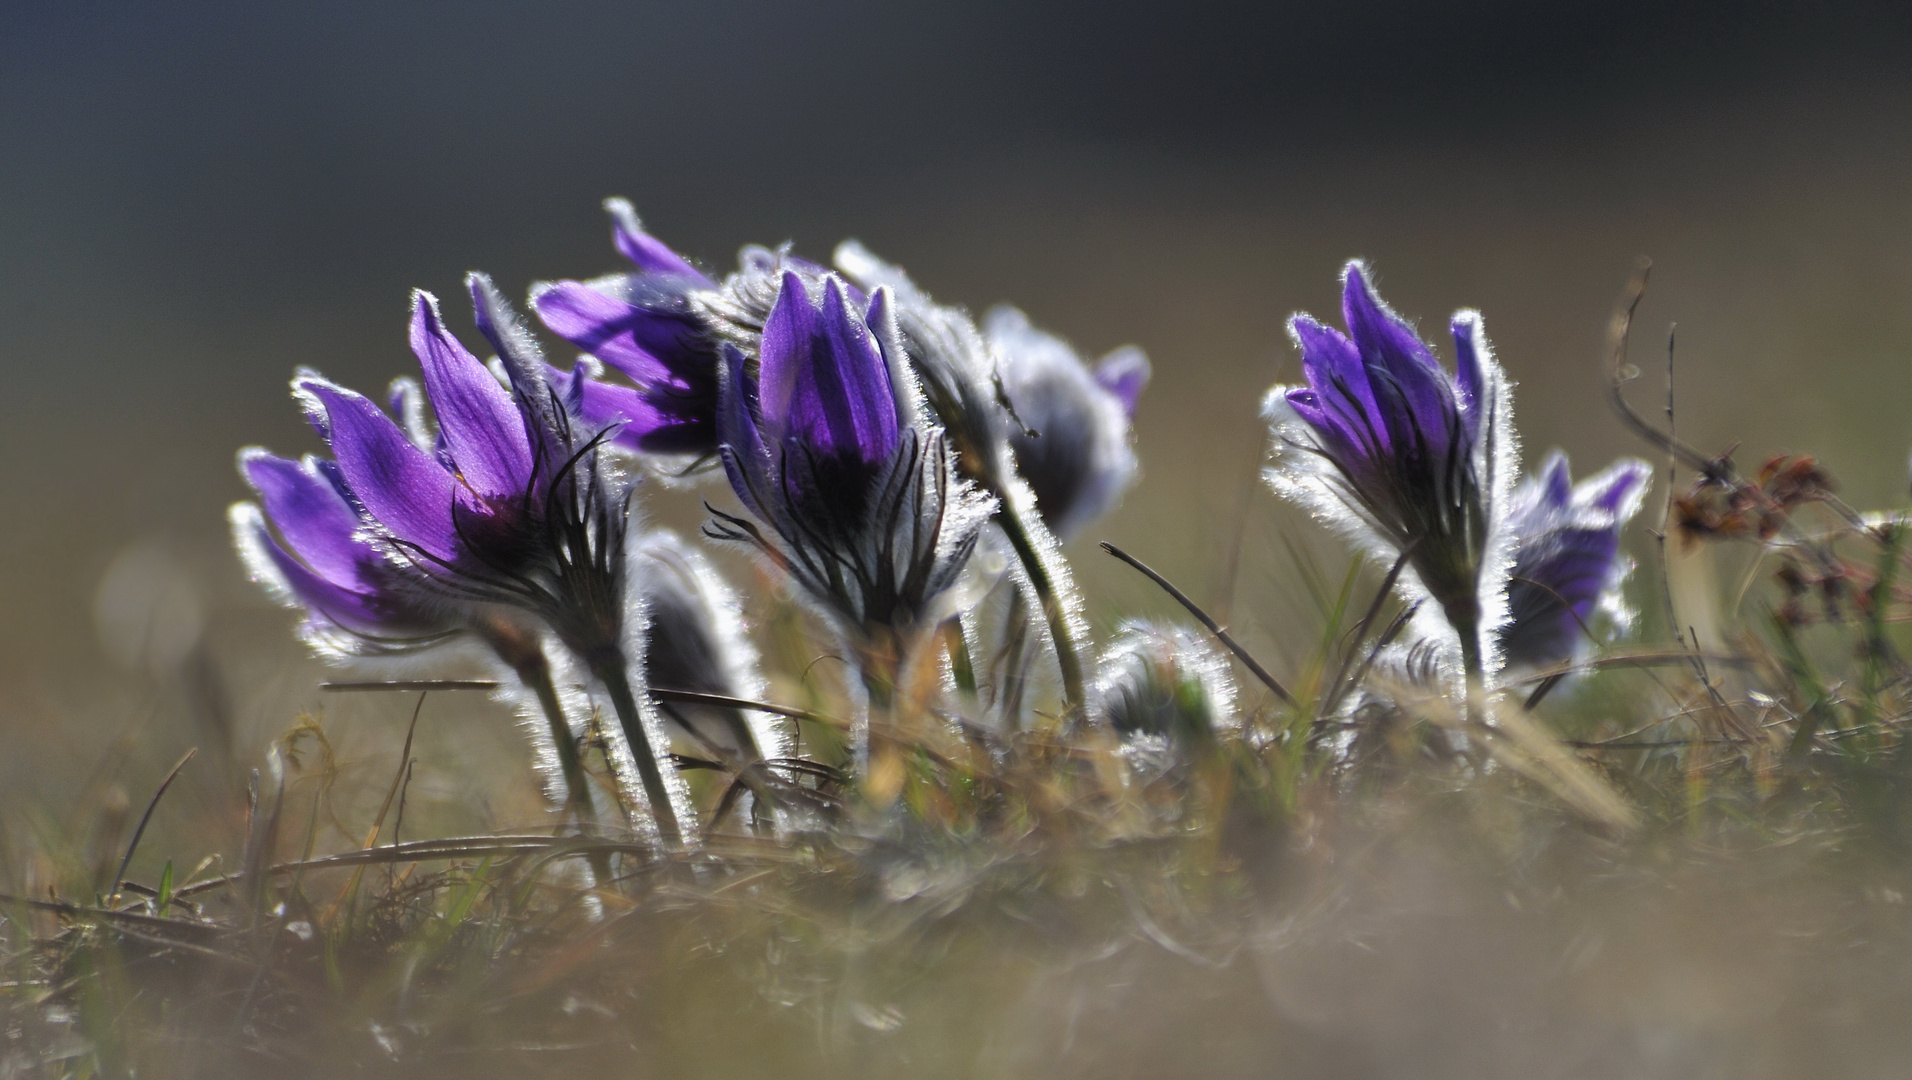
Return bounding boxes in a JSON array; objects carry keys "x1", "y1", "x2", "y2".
[
  {"x1": 295, "y1": 376, "x2": 460, "y2": 564},
  {"x1": 759, "y1": 272, "x2": 899, "y2": 465},
  {"x1": 550, "y1": 362, "x2": 715, "y2": 456},
  {"x1": 715, "y1": 344, "x2": 769, "y2": 518},
  {"x1": 1092, "y1": 346, "x2": 1151, "y2": 417},
  {"x1": 530, "y1": 280, "x2": 700, "y2": 386},
  {"x1": 755, "y1": 271, "x2": 816, "y2": 428},
  {"x1": 1540, "y1": 451, "x2": 1573, "y2": 509},
  {"x1": 1291, "y1": 314, "x2": 1388, "y2": 456},
  {"x1": 1530, "y1": 530, "x2": 1622, "y2": 618},
  {"x1": 1341, "y1": 263, "x2": 1453, "y2": 459},
  {"x1": 1284, "y1": 387, "x2": 1362, "y2": 468},
  {"x1": 605, "y1": 197, "x2": 711, "y2": 284},
  {"x1": 467, "y1": 272, "x2": 550, "y2": 400},
  {"x1": 1342, "y1": 262, "x2": 1439, "y2": 374},
  {"x1": 1285, "y1": 387, "x2": 1330, "y2": 431},
  {"x1": 1450, "y1": 312, "x2": 1488, "y2": 443},
  {"x1": 862, "y1": 286, "x2": 917, "y2": 422},
  {"x1": 239, "y1": 449, "x2": 375, "y2": 590},
  {"x1": 409, "y1": 292, "x2": 535, "y2": 502},
  {"x1": 239, "y1": 508, "x2": 392, "y2": 630},
  {"x1": 468, "y1": 272, "x2": 571, "y2": 493},
  {"x1": 1590, "y1": 458, "x2": 1653, "y2": 515}
]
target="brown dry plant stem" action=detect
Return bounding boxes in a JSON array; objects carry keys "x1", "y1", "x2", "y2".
[
  {"x1": 106, "y1": 748, "x2": 196, "y2": 909},
  {"x1": 1101, "y1": 541, "x2": 1296, "y2": 705}
]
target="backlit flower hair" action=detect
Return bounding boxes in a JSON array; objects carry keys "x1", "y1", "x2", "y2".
[{"x1": 1093, "y1": 620, "x2": 1238, "y2": 748}]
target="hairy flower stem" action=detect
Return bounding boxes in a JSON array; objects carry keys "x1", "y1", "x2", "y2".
[
  {"x1": 518, "y1": 657, "x2": 597, "y2": 821},
  {"x1": 850, "y1": 634, "x2": 904, "y2": 777},
  {"x1": 511, "y1": 658, "x2": 618, "y2": 889},
  {"x1": 591, "y1": 654, "x2": 684, "y2": 849},
  {"x1": 476, "y1": 621, "x2": 597, "y2": 824},
  {"x1": 1449, "y1": 602, "x2": 1489, "y2": 730},
  {"x1": 994, "y1": 505, "x2": 1087, "y2": 718},
  {"x1": 942, "y1": 618, "x2": 979, "y2": 702},
  {"x1": 480, "y1": 620, "x2": 617, "y2": 888}
]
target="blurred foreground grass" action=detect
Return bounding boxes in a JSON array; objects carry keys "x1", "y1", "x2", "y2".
[{"x1": 11, "y1": 501, "x2": 1912, "y2": 1080}]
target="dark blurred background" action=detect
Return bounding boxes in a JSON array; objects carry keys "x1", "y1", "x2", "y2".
[{"x1": 8, "y1": 0, "x2": 1912, "y2": 820}]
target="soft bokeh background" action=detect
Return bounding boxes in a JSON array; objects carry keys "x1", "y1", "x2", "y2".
[{"x1": 8, "y1": 0, "x2": 1912, "y2": 860}]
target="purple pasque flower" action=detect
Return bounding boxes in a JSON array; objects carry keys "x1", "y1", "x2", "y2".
[
  {"x1": 705, "y1": 269, "x2": 996, "y2": 649},
  {"x1": 833, "y1": 240, "x2": 1093, "y2": 715},
  {"x1": 1499, "y1": 452, "x2": 1652, "y2": 670},
  {"x1": 290, "y1": 292, "x2": 552, "y2": 605},
  {"x1": 267, "y1": 279, "x2": 690, "y2": 845},
  {"x1": 530, "y1": 199, "x2": 723, "y2": 457},
  {"x1": 232, "y1": 448, "x2": 616, "y2": 826},
  {"x1": 236, "y1": 281, "x2": 579, "y2": 653},
  {"x1": 1263, "y1": 261, "x2": 1518, "y2": 680},
  {"x1": 984, "y1": 304, "x2": 1149, "y2": 541}
]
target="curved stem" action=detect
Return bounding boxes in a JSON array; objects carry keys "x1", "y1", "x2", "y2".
[
  {"x1": 994, "y1": 505, "x2": 1087, "y2": 718},
  {"x1": 592, "y1": 655, "x2": 684, "y2": 849}
]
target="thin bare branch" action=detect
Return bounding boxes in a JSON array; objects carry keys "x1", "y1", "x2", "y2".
[{"x1": 1100, "y1": 541, "x2": 1296, "y2": 705}]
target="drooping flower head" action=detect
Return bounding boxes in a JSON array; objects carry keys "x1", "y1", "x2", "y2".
[
  {"x1": 1499, "y1": 452, "x2": 1652, "y2": 670},
  {"x1": 239, "y1": 276, "x2": 653, "y2": 664},
  {"x1": 1263, "y1": 261, "x2": 1518, "y2": 680},
  {"x1": 236, "y1": 286, "x2": 572, "y2": 653},
  {"x1": 530, "y1": 199, "x2": 724, "y2": 457},
  {"x1": 284, "y1": 288, "x2": 634, "y2": 645},
  {"x1": 705, "y1": 270, "x2": 996, "y2": 643},
  {"x1": 238, "y1": 278, "x2": 692, "y2": 844},
  {"x1": 1093, "y1": 620, "x2": 1238, "y2": 749},
  {"x1": 985, "y1": 305, "x2": 1149, "y2": 540}
]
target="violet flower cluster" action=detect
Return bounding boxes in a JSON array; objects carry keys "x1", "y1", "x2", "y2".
[
  {"x1": 230, "y1": 195, "x2": 1668, "y2": 858},
  {"x1": 1263, "y1": 261, "x2": 1655, "y2": 702},
  {"x1": 531, "y1": 205, "x2": 1149, "y2": 723}
]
